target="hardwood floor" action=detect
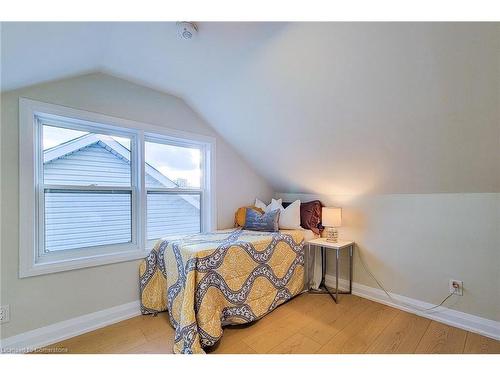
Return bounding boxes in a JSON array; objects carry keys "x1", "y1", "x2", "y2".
[{"x1": 42, "y1": 294, "x2": 499, "y2": 354}]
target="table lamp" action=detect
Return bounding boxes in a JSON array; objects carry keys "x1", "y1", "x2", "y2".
[{"x1": 322, "y1": 207, "x2": 342, "y2": 242}]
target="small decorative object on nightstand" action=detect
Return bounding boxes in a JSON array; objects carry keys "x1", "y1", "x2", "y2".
[{"x1": 322, "y1": 207, "x2": 342, "y2": 242}]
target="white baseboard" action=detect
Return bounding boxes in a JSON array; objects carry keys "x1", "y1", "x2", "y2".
[
  {"x1": 0, "y1": 300, "x2": 141, "y2": 353},
  {"x1": 324, "y1": 274, "x2": 500, "y2": 341}
]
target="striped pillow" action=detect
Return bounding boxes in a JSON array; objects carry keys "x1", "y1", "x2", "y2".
[{"x1": 243, "y1": 209, "x2": 280, "y2": 232}]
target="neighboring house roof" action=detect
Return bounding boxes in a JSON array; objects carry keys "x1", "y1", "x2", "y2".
[
  {"x1": 44, "y1": 133, "x2": 177, "y2": 187},
  {"x1": 44, "y1": 134, "x2": 199, "y2": 209}
]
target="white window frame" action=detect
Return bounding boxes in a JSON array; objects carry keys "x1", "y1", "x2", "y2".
[{"x1": 19, "y1": 98, "x2": 216, "y2": 278}]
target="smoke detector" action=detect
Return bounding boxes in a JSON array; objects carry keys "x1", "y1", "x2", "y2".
[{"x1": 176, "y1": 22, "x2": 198, "y2": 40}]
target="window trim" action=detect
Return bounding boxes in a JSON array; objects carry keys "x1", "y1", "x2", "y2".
[{"x1": 19, "y1": 98, "x2": 216, "y2": 278}]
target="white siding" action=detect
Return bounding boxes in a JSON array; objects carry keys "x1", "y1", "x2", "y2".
[
  {"x1": 147, "y1": 193, "x2": 200, "y2": 240},
  {"x1": 43, "y1": 141, "x2": 200, "y2": 251},
  {"x1": 45, "y1": 191, "x2": 132, "y2": 251}
]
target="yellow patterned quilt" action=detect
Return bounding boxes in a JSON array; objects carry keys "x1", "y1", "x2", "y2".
[{"x1": 139, "y1": 228, "x2": 305, "y2": 354}]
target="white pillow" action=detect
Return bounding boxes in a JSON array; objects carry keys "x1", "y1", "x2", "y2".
[
  {"x1": 267, "y1": 198, "x2": 283, "y2": 212},
  {"x1": 255, "y1": 198, "x2": 282, "y2": 213},
  {"x1": 254, "y1": 198, "x2": 267, "y2": 211},
  {"x1": 277, "y1": 199, "x2": 301, "y2": 229}
]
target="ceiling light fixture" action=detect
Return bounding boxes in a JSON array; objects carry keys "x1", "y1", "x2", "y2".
[{"x1": 176, "y1": 22, "x2": 198, "y2": 40}]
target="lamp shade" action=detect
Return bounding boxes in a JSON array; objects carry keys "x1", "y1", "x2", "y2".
[{"x1": 322, "y1": 207, "x2": 342, "y2": 227}]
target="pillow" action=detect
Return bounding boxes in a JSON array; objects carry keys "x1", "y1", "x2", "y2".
[
  {"x1": 234, "y1": 206, "x2": 264, "y2": 227},
  {"x1": 299, "y1": 200, "x2": 323, "y2": 235},
  {"x1": 243, "y1": 209, "x2": 280, "y2": 232},
  {"x1": 267, "y1": 198, "x2": 283, "y2": 213},
  {"x1": 277, "y1": 199, "x2": 302, "y2": 229},
  {"x1": 255, "y1": 198, "x2": 282, "y2": 213}
]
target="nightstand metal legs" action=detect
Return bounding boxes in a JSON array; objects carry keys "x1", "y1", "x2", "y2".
[
  {"x1": 349, "y1": 245, "x2": 353, "y2": 294},
  {"x1": 336, "y1": 248, "x2": 339, "y2": 302},
  {"x1": 320, "y1": 246, "x2": 326, "y2": 286},
  {"x1": 309, "y1": 243, "x2": 354, "y2": 303},
  {"x1": 312, "y1": 246, "x2": 338, "y2": 303}
]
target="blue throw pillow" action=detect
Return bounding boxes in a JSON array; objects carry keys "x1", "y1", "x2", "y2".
[{"x1": 243, "y1": 208, "x2": 280, "y2": 232}]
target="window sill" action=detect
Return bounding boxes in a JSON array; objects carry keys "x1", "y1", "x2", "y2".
[{"x1": 19, "y1": 248, "x2": 149, "y2": 278}]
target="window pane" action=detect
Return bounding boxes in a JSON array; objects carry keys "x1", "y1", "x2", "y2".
[
  {"x1": 147, "y1": 192, "x2": 201, "y2": 240},
  {"x1": 44, "y1": 190, "x2": 132, "y2": 252},
  {"x1": 145, "y1": 141, "x2": 201, "y2": 188},
  {"x1": 43, "y1": 125, "x2": 132, "y2": 187}
]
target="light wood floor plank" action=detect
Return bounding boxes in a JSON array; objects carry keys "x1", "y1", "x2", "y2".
[
  {"x1": 298, "y1": 295, "x2": 372, "y2": 345},
  {"x1": 365, "y1": 311, "x2": 431, "y2": 353},
  {"x1": 317, "y1": 302, "x2": 399, "y2": 353},
  {"x1": 209, "y1": 326, "x2": 257, "y2": 354},
  {"x1": 240, "y1": 308, "x2": 310, "y2": 353},
  {"x1": 51, "y1": 325, "x2": 148, "y2": 354},
  {"x1": 40, "y1": 294, "x2": 495, "y2": 354},
  {"x1": 415, "y1": 321, "x2": 468, "y2": 354},
  {"x1": 239, "y1": 293, "x2": 333, "y2": 353},
  {"x1": 463, "y1": 332, "x2": 500, "y2": 354},
  {"x1": 268, "y1": 333, "x2": 322, "y2": 354},
  {"x1": 124, "y1": 335, "x2": 173, "y2": 354},
  {"x1": 43, "y1": 313, "x2": 174, "y2": 354}
]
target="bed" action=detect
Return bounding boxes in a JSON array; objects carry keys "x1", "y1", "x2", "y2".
[{"x1": 139, "y1": 228, "x2": 307, "y2": 354}]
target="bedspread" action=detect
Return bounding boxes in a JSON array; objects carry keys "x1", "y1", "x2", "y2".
[{"x1": 139, "y1": 228, "x2": 305, "y2": 354}]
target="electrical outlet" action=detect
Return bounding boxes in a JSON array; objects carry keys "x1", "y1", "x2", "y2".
[
  {"x1": 0, "y1": 305, "x2": 10, "y2": 323},
  {"x1": 449, "y1": 279, "x2": 463, "y2": 296}
]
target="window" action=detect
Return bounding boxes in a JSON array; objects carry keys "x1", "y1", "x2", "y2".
[
  {"x1": 42, "y1": 125, "x2": 136, "y2": 257},
  {"x1": 19, "y1": 98, "x2": 215, "y2": 277},
  {"x1": 145, "y1": 140, "x2": 202, "y2": 245}
]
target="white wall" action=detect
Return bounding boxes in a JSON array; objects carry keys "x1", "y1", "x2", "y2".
[
  {"x1": 185, "y1": 23, "x2": 500, "y2": 195},
  {"x1": 0, "y1": 73, "x2": 273, "y2": 339},
  {"x1": 278, "y1": 192, "x2": 500, "y2": 322}
]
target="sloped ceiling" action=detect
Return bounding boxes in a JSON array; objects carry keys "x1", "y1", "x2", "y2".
[{"x1": 2, "y1": 22, "x2": 499, "y2": 195}]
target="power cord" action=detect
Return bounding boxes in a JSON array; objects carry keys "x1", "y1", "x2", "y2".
[{"x1": 356, "y1": 248, "x2": 455, "y2": 313}]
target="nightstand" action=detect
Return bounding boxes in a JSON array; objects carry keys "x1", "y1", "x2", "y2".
[{"x1": 306, "y1": 238, "x2": 354, "y2": 303}]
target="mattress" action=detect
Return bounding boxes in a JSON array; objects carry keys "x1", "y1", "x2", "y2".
[{"x1": 139, "y1": 228, "x2": 305, "y2": 353}]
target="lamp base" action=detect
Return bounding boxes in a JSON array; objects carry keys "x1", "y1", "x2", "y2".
[{"x1": 325, "y1": 227, "x2": 338, "y2": 242}]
